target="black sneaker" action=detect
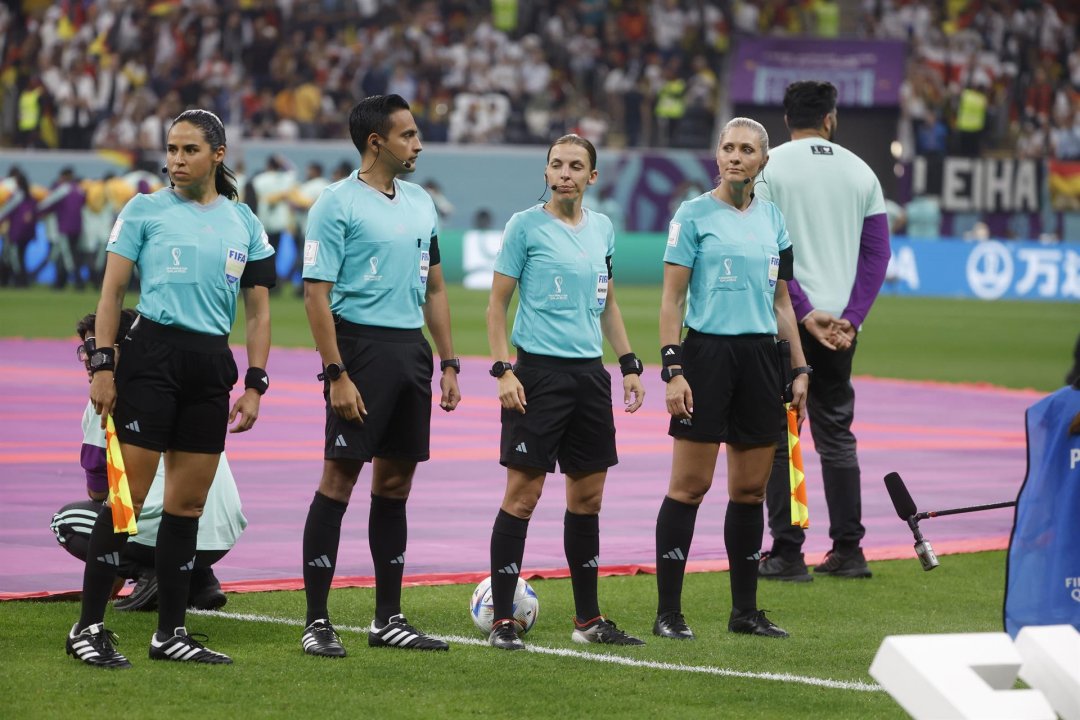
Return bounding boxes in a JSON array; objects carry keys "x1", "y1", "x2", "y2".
[
  {"x1": 368, "y1": 614, "x2": 449, "y2": 651},
  {"x1": 302, "y1": 619, "x2": 346, "y2": 658},
  {"x1": 813, "y1": 548, "x2": 872, "y2": 578},
  {"x1": 571, "y1": 617, "x2": 645, "y2": 646},
  {"x1": 758, "y1": 552, "x2": 814, "y2": 582},
  {"x1": 113, "y1": 570, "x2": 158, "y2": 611},
  {"x1": 488, "y1": 619, "x2": 525, "y2": 651},
  {"x1": 66, "y1": 622, "x2": 132, "y2": 668},
  {"x1": 149, "y1": 627, "x2": 232, "y2": 664},
  {"x1": 653, "y1": 611, "x2": 695, "y2": 640},
  {"x1": 188, "y1": 569, "x2": 227, "y2": 611},
  {"x1": 728, "y1": 609, "x2": 789, "y2": 638}
]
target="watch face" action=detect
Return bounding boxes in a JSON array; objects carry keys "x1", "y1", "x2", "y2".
[
  {"x1": 325, "y1": 363, "x2": 342, "y2": 380},
  {"x1": 90, "y1": 353, "x2": 106, "y2": 368}
]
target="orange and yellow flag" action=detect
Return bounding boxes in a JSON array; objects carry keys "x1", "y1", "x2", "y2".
[
  {"x1": 787, "y1": 405, "x2": 809, "y2": 528},
  {"x1": 105, "y1": 416, "x2": 138, "y2": 535}
]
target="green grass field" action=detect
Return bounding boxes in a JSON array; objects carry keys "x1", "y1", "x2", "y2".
[
  {"x1": 3, "y1": 553, "x2": 1005, "y2": 719},
  {"x1": 0, "y1": 286, "x2": 1075, "y2": 391},
  {"x1": 0, "y1": 286, "x2": 1071, "y2": 717}
]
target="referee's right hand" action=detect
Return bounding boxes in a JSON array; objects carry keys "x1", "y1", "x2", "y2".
[
  {"x1": 89, "y1": 371, "x2": 117, "y2": 429},
  {"x1": 330, "y1": 375, "x2": 367, "y2": 424},
  {"x1": 497, "y1": 372, "x2": 527, "y2": 414}
]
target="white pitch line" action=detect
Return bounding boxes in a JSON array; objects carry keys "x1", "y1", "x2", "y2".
[{"x1": 190, "y1": 608, "x2": 882, "y2": 693}]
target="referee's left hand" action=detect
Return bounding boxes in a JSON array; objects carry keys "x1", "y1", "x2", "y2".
[
  {"x1": 622, "y1": 374, "x2": 645, "y2": 413},
  {"x1": 439, "y1": 370, "x2": 461, "y2": 412},
  {"x1": 789, "y1": 375, "x2": 809, "y2": 425},
  {"x1": 228, "y1": 389, "x2": 261, "y2": 433}
]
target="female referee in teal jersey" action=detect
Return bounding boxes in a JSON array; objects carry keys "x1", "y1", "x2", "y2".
[
  {"x1": 652, "y1": 117, "x2": 809, "y2": 641},
  {"x1": 67, "y1": 109, "x2": 275, "y2": 668},
  {"x1": 485, "y1": 134, "x2": 646, "y2": 651}
]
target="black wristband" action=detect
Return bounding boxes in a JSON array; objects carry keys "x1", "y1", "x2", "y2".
[
  {"x1": 618, "y1": 352, "x2": 643, "y2": 377},
  {"x1": 89, "y1": 347, "x2": 115, "y2": 374},
  {"x1": 440, "y1": 358, "x2": 461, "y2": 373},
  {"x1": 661, "y1": 344, "x2": 682, "y2": 368},
  {"x1": 244, "y1": 367, "x2": 269, "y2": 395}
]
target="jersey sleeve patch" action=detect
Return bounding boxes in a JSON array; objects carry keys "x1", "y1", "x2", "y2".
[
  {"x1": 667, "y1": 221, "x2": 681, "y2": 247},
  {"x1": 303, "y1": 240, "x2": 319, "y2": 266}
]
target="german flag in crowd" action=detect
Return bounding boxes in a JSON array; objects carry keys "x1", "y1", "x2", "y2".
[{"x1": 1049, "y1": 160, "x2": 1080, "y2": 211}]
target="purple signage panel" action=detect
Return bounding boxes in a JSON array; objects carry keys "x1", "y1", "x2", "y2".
[{"x1": 730, "y1": 37, "x2": 907, "y2": 108}]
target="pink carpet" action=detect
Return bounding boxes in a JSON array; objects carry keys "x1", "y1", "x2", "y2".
[{"x1": 0, "y1": 339, "x2": 1039, "y2": 599}]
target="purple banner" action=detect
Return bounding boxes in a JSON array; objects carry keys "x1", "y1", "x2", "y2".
[{"x1": 730, "y1": 37, "x2": 907, "y2": 108}]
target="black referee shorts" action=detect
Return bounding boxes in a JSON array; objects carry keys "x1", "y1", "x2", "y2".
[
  {"x1": 113, "y1": 317, "x2": 237, "y2": 454},
  {"x1": 668, "y1": 330, "x2": 782, "y2": 446},
  {"x1": 323, "y1": 319, "x2": 433, "y2": 463},
  {"x1": 500, "y1": 350, "x2": 618, "y2": 475}
]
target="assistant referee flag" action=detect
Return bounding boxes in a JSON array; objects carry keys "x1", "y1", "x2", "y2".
[
  {"x1": 105, "y1": 415, "x2": 138, "y2": 534},
  {"x1": 787, "y1": 405, "x2": 810, "y2": 528}
]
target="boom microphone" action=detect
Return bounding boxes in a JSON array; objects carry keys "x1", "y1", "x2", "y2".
[
  {"x1": 884, "y1": 471, "x2": 917, "y2": 520},
  {"x1": 883, "y1": 472, "x2": 938, "y2": 571},
  {"x1": 161, "y1": 166, "x2": 169, "y2": 174}
]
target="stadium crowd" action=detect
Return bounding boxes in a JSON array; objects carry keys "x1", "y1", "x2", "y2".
[
  {"x1": 0, "y1": 1, "x2": 1076, "y2": 158},
  {"x1": 1, "y1": 0, "x2": 1078, "y2": 286}
]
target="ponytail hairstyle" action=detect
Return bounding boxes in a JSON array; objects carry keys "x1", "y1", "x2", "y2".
[{"x1": 169, "y1": 109, "x2": 239, "y2": 201}]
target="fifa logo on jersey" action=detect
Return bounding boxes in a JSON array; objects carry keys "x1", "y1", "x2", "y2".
[
  {"x1": 364, "y1": 256, "x2": 383, "y2": 282},
  {"x1": 723, "y1": 258, "x2": 733, "y2": 275},
  {"x1": 548, "y1": 275, "x2": 568, "y2": 302},
  {"x1": 166, "y1": 247, "x2": 189, "y2": 275}
]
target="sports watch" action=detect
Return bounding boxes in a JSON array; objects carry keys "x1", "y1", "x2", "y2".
[
  {"x1": 792, "y1": 365, "x2": 813, "y2": 379},
  {"x1": 319, "y1": 362, "x2": 346, "y2": 382},
  {"x1": 489, "y1": 361, "x2": 514, "y2": 378},
  {"x1": 440, "y1": 358, "x2": 461, "y2": 373}
]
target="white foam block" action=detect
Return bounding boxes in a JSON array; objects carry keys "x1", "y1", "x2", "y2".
[
  {"x1": 870, "y1": 633, "x2": 1056, "y2": 719},
  {"x1": 1016, "y1": 624, "x2": 1080, "y2": 720}
]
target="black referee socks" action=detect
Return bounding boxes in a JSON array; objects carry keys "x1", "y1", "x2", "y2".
[
  {"x1": 369, "y1": 493, "x2": 408, "y2": 624},
  {"x1": 490, "y1": 509, "x2": 529, "y2": 622},
  {"x1": 725, "y1": 500, "x2": 764, "y2": 614},
  {"x1": 156, "y1": 511, "x2": 199, "y2": 635},
  {"x1": 564, "y1": 510, "x2": 601, "y2": 623},
  {"x1": 303, "y1": 491, "x2": 347, "y2": 626},
  {"x1": 77, "y1": 504, "x2": 130, "y2": 631},
  {"x1": 655, "y1": 495, "x2": 699, "y2": 615}
]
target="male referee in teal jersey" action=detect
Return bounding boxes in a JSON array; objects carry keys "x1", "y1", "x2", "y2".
[
  {"x1": 298, "y1": 95, "x2": 461, "y2": 656},
  {"x1": 755, "y1": 81, "x2": 890, "y2": 582}
]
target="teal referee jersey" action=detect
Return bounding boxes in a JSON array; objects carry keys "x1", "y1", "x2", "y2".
[
  {"x1": 663, "y1": 192, "x2": 791, "y2": 336},
  {"x1": 302, "y1": 174, "x2": 439, "y2": 329},
  {"x1": 495, "y1": 205, "x2": 614, "y2": 359},
  {"x1": 107, "y1": 189, "x2": 273, "y2": 336}
]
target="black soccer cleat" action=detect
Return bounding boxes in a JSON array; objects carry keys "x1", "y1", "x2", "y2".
[
  {"x1": 302, "y1": 619, "x2": 346, "y2": 658},
  {"x1": 113, "y1": 569, "x2": 158, "y2": 611},
  {"x1": 653, "y1": 611, "x2": 695, "y2": 640},
  {"x1": 728, "y1": 609, "x2": 789, "y2": 638},
  {"x1": 149, "y1": 627, "x2": 232, "y2": 664},
  {"x1": 758, "y1": 552, "x2": 814, "y2": 583},
  {"x1": 813, "y1": 548, "x2": 872, "y2": 578},
  {"x1": 571, "y1": 616, "x2": 645, "y2": 646},
  {"x1": 66, "y1": 622, "x2": 132, "y2": 668},
  {"x1": 488, "y1": 619, "x2": 525, "y2": 651},
  {"x1": 368, "y1": 614, "x2": 449, "y2": 651},
  {"x1": 188, "y1": 568, "x2": 227, "y2": 611}
]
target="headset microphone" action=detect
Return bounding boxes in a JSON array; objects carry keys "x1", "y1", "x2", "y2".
[
  {"x1": 374, "y1": 140, "x2": 411, "y2": 169},
  {"x1": 161, "y1": 166, "x2": 169, "y2": 174},
  {"x1": 551, "y1": 185, "x2": 559, "y2": 191},
  {"x1": 743, "y1": 177, "x2": 752, "y2": 186}
]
